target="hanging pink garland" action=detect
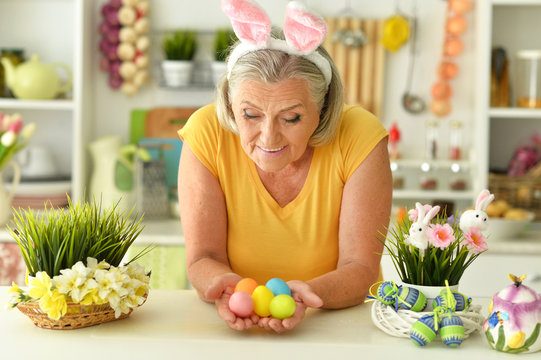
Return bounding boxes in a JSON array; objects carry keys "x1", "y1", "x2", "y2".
[
  {"x1": 99, "y1": 0, "x2": 150, "y2": 96},
  {"x1": 429, "y1": 0, "x2": 472, "y2": 117}
]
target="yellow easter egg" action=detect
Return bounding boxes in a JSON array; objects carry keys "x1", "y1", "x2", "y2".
[
  {"x1": 269, "y1": 294, "x2": 296, "y2": 320},
  {"x1": 251, "y1": 285, "x2": 274, "y2": 317}
]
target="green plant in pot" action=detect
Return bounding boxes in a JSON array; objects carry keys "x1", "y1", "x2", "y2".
[
  {"x1": 212, "y1": 28, "x2": 237, "y2": 85},
  {"x1": 380, "y1": 200, "x2": 488, "y2": 299},
  {"x1": 162, "y1": 29, "x2": 198, "y2": 87},
  {"x1": 6, "y1": 198, "x2": 153, "y2": 325}
]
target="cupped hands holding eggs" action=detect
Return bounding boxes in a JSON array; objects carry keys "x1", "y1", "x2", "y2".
[{"x1": 228, "y1": 277, "x2": 297, "y2": 320}]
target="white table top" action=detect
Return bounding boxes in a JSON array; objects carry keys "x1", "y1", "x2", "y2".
[{"x1": 1, "y1": 288, "x2": 537, "y2": 359}]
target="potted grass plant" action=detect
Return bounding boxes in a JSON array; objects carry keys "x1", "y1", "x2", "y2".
[
  {"x1": 211, "y1": 28, "x2": 237, "y2": 85},
  {"x1": 161, "y1": 29, "x2": 198, "y2": 87},
  {"x1": 6, "y1": 198, "x2": 153, "y2": 329},
  {"x1": 381, "y1": 191, "x2": 492, "y2": 299}
]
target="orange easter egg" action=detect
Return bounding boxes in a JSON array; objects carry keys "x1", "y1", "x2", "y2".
[
  {"x1": 444, "y1": 37, "x2": 463, "y2": 57},
  {"x1": 430, "y1": 99, "x2": 452, "y2": 117},
  {"x1": 431, "y1": 81, "x2": 453, "y2": 100},
  {"x1": 446, "y1": 16, "x2": 467, "y2": 35},
  {"x1": 449, "y1": 0, "x2": 472, "y2": 14},
  {"x1": 234, "y1": 278, "x2": 258, "y2": 295},
  {"x1": 438, "y1": 62, "x2": 459, "y2": 79}
]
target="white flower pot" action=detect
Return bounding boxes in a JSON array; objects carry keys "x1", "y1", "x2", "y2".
[
  {"x1": 211, "y1": 61, "x2": 227, "y2": 85},
  {"x1": 161, "y1": 60, "x2": 193, "y2": 87}
]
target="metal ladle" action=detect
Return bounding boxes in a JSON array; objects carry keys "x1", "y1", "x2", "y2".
[{"x1": 402, "y1": 4, "x2": 426, "y2": 114}]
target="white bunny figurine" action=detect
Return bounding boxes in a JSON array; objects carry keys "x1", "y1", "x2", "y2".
[
  {"x1": 459, "y1": 189, "x2": 495, "y2": 233},
  {"x1": 405, "y1": 202, "x2": 441, "y2": 251}
]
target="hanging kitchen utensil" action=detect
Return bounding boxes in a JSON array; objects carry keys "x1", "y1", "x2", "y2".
[
  {"x1": 381, "y1": 1, "x2": 410, "y2": 53},
  {"x1": 402, "y1": 1, "x2": 426, "y2": 114},
  {"x1": 331, "y1": 0, "x2": 367, "y2": 48}
]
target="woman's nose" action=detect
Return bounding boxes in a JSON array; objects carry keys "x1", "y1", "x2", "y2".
[{"x1": 260, "y1": 118, "x2": 279, "y2": 143}]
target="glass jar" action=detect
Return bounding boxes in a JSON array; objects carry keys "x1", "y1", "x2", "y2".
[
  {"x1": 449, "y1": 120, "x2": 463, "y2": 160},
  {"x1": 425, "y1": 120, "x2": 439, "y2": 160},
  {"x1": 515, "y1": 50, "x2": 541, "y2": 108}
]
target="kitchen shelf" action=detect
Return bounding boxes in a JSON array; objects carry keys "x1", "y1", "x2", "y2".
[
  {"x1": 493, "y1": 0, "x2": 541, "y2": 6},
  {"x1": 393, "y1": 190, "x2": 475, "y2": 200},
  {"x1": 0, "y1": 98, "x2": 75, "y2": 111},
  {"x1": 489, "y1": 107, "x2": 541, "y2": 119},
  {"x1": 391, "y1": 158, "x2": 470, "y2": 170}
]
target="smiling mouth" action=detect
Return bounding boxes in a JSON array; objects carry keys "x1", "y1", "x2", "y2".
[{"x1": 258, "y1": 145, "x2": 286, "y2": 152}]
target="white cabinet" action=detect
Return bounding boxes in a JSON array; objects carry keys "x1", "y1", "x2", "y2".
[{"x1": 0, "y1": 0, "x2": 94, "y2": 202}]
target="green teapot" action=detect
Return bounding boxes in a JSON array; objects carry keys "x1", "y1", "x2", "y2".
[{"x1": 1, "y1": 54, "x2": 72, "y2": 100}]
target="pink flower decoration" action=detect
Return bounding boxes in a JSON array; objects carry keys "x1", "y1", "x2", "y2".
[
  {"x1": 464, "y1": 228, "x2": 488, "y2": 254},
  {"x1": 408, "y1": 204, "x2": 434, "y2": 221},
  {"x1": 427, "y1": 223, "x2": 455, "y2": 249},
  {"x1": 6, "y1": 117, "x2": 23, "y2": 134}
]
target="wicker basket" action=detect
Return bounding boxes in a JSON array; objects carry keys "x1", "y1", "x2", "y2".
[
  {"x1": 371, "y1": 301, "x2": 484, "y2": 339},
  {"x1": 17, "y1": 295, "x2": 146, "y2": 330},
  {"x1": 489, "y1": 172, "x2": 541, "y2": 220}
]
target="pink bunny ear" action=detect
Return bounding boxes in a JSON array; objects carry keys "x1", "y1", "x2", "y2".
[
  {"x1": 475, "y1": 189, "x2": 490, "y2": 210},
  {"x1": 284, "y1": 1, "x2": 327, "y2": 54},
  {"x1": 221, "y1": 0, "x2": 271, "y2": 47},
  {"x1": 423, "y1": 205, "x2": 441, "y2": 224}
]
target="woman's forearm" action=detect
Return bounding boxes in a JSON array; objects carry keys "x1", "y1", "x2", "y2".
[
  {"x1": 187, "y1": 256, "x2": 239, "y2": 301},
  {"x1": 306, "y1": 260, "x2": 379, "y2": 309}
]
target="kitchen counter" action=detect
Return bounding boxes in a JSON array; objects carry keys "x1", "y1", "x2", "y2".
[{"x1": 1, "y1": 288, "x2": 535, "y2": 359}]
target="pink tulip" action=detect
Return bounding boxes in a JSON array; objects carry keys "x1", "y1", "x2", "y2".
[{"x1": 6, "y1": 117, "x2": 23, "y2": 134}]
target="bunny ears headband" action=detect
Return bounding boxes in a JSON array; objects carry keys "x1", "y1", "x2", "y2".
[{"x1": 221, "y1": 0, "x2": 332, "y2": 87}]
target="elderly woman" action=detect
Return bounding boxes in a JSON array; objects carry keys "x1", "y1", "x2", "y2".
[{"x1": 178, "y1": 0, "x2": 392, "y2": 333}]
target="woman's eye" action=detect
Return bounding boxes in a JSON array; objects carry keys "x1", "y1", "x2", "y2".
[
  {"x1": 284, "y1": 114, "x2": 301, "y2": 123},
  {"x1": 243, "y1": 110, "x2": 259, "y2": 119}
]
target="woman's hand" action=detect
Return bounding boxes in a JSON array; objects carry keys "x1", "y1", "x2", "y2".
[
  {"x1": 257, "y1": 280, "x2": 323, "y2": 333},
  {"x1": 205, "y1": 273, "x2": 260, "y2": 331}
]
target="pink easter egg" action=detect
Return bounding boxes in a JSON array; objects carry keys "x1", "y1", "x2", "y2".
[
  {"x1": 449, "y1": 0, "x2": 472, "y2": 14},
  {"x1": 430, "y1": 99, "x2": 452, "y2": 117},
  {"x1": 438, "y1": 62, "x2": 459, "y2": 79},
  {"x1": 431, "y1": 81, "x2": 453, "y2": 100},
  {"x1": 446, "y1": 16, "x2": 467, "y2": 35},
  {"x1": 444, "y1": 37, "x2": 463, "y2": 57},
  {"x1": 229, "y1": 291, "x2": 254, "y2": 317}
]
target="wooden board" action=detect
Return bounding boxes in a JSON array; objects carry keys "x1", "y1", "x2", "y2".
[
  {"x1": 144, "y1": 107, "x2": 198, "y2": 138},
  {"x1": 324, "y1": 17, "x2": 386, "y2": 119}
]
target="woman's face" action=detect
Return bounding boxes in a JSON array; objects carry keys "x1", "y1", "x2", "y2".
[{"x1": 231, "y1": 78, "x2": 321, "y2": 173}]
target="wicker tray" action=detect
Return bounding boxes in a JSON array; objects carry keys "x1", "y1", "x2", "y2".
[
  {"x1": 17, "y1": 296, "x2": 146, "y2": 330},
  {"x1": 489, "y1": 172, "x2": 541, "y2": 220},
  {"x1": 371, "y1": 301, "x2": 484, "y2": 339}
]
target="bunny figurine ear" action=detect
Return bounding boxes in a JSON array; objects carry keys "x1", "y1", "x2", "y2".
[
  {"x1": 221, "y1": 0, "x2": 271, "y2": 47},
  {"x1": 284, "y1": 1, "x2": 328, "y2": 54},
  {"x1": 475, "y1": 189, "x2": 494, "y2": 211}
]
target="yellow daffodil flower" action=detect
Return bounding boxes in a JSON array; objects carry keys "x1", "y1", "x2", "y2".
[
  {"x1": 39, "y1": 290, "x2": 67, "y2": 320},
  {"x1": 508, "y1": 331, "x2": 526, "y2": 349},
  {"x1": 28, "y1": 272, "x2": 52, "y2": 299}
]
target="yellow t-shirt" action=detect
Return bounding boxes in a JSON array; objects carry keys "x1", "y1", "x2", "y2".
[{"x1": 179, "y1": 104, "x2": 387, "y2": 284}]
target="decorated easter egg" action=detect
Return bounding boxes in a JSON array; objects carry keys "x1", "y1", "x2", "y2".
[
  {"x1": 376, "y1": 281, "x2": 397, "y2": 306},
  {"x1": 235, "y1": 278, "x2": 258, "y2": 295},
  {"x1": 434, "y1": 289, "x2": 471, "y2": 311},
  {"x1": 228, "y1": 291, "x2": 254, "y2": 317},
  {"x1": 265, "y1": 278, "x2": 291, "y2": 296},
  {"x1": 440, "y1": 315, "x2": 465, "y2": 347},
  {"x1": 251, "y1": 285, "x2": 274, "y2": 317},
  {"x1": 269, "y1": 294, "x2": 296, "y2": 320},
  {"x1": 410, "y1": 314, "x2": 438, "y2": 346},
  {"x1": 397, "y1": 286, "x2": 427, "y2": 312}
]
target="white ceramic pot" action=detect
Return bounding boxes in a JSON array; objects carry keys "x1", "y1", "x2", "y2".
[
  {"x1": 161, "y1": 60, "x2": 193, "y2": 87},
  {"x1": 403, "y1": 282, "x2": 459, "y2": 311},
  {"x1": 0, "y1": 161, "x2": 20, "y2": 227},
  {"x1": 211, "y1": 61, "x2": 227, "y2": 85}
]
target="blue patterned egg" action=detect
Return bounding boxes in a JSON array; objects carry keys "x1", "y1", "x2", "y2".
[
  {"x1": 410, "y1": 314, "x2": 438, "y2": 346},
  {"x1": 440, "y1": 315, "x2": 465, "y2": 347},
  {"x1": 397, "y1": 286, "x2": 427, "y2": 312},
  {"x1": 434, "y1": 290, "x2": 471, "y2": 311},
  {"x1": 376, "y1": 281, "x2": 397, "y2": 306}
]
